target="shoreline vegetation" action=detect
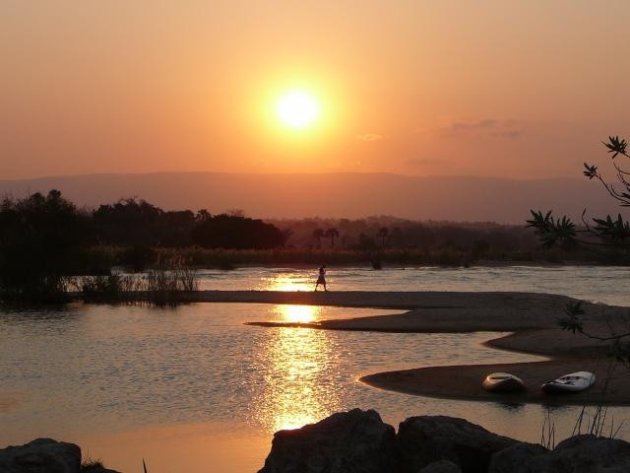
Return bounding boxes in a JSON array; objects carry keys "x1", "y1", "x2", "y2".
[
  {"x1": 1, "y1": 188, "x2": 629, "y2": 406},
  {"x1": 2, "y1": 189, "x2": 629, "y2": 302}
]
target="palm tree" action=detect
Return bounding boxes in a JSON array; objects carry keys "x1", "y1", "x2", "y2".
[
  {"x1": 312, "y1": 228, "x2": 324, "y2": 248},
  {"x1": 324, "y1": 228, "x2": 340, "y2": 248},
  {"x1": 377, "y1": 226, "x2": 389, "y2": 248}
]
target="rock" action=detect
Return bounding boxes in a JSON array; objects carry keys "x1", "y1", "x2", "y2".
[
  {"x1": 257, "y1": 408, "x2": 398, "y2": 473},
  {"x1": 489, "y1": 435, "x2": 630, "y2": 473},
  {"x1": 397, "y1": 416, "x2": 518, "y2": 473},
  {"x1": 551, "y1": 434, "x2": 630, "y2": 472},
  {"x1": 0, "y1": 438, "x2": 81, "y2": 473},
  {"x1": 81, "y1": 463, "x2": 121, "y2": 473},
  {"x1": 488, "y1": 443, "x2": 550, "y2": 473},
  {"x1": 418, "y1": 459, "x2": 462, "y2": 473}
]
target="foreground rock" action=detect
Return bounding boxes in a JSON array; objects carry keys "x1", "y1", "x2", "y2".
[
  {"x1": 0, "y1": 438, "x2": 119, "y2": 473},
  {"x1": 259, "y1": 409, "x2": 630, "y2": 473},
  {"x1": 257, "y1": 408, "x2": 397, "y2": 473},
  {"x1": 397, "y1": 416, "x2": 518, "y2": 473}
]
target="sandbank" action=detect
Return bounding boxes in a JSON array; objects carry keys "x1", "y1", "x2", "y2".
[{"x1": 235, "y1": 290, "x2": 629, "y2": 405}]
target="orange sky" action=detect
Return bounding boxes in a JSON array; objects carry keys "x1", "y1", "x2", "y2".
[{"x1": 2, "y1": 1, "x2": 630, "y2": 180}]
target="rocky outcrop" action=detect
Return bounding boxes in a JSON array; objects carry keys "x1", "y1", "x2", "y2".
[
  {"x1": 552, "y1": 434, "x2": 630, "y2": 473},
  {"x1": 0, "y1": 438, "x2": 80, "y2": 473},
  {"x1": 487, "y1": 443, "x2": 550, "y2": 473},
  {"x1": 489, "y1": 434, "x2": 630, "y2": 473},
  {"x1": 0, "y1": 438, "x2": 119, "y2": 473},
  {"x1": 397, "y1": 416, "x2": 518, "y2": 473},
  {"x1": 258, "y1": 410, "x2": 630, "y2": 473},
  {"x1": 257, "y1": 408, "x2": 398, "y2": 473}
]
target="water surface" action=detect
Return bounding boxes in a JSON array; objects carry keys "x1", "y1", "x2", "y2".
[{"x1": 1, "y1": 266, "x2": 628, "y2": 472}]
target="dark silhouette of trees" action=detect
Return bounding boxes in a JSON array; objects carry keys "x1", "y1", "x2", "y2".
[
  {"x1": 324, "y1": 228, "x2": 339, "y2": 248},
  {"x1": 377, "y1": 226, "x2": 389, "y2": 248},
  {"x1": 195, "y1": 209, "x2": 211, "y2": 223},
  {"x1": 528, "y1": 136, "x2": 630, "y2": 250},
  {"x1": 157, "y1": 210, "x2": 196, "y2": 247},
  {"x1": 191, "y1": 214, "x2": 286, "y2": 249},
  {"x1": 0, "y1": 190, "x2": 90, "y2": 299},
  {"x1": 93, "y1": 198, "x2": 199, "y2": 251},
  {"x1": 312, "y1": 228, "x2": 324, "y2": 248},
  {"x1": 93, "y1": 198, "x2": 167, "y2": 246},
  {"x1": 528, "y1": 136, "x2": 630, "y2": 363}
]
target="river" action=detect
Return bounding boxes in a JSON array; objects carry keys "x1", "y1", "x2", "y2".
[{"x1": 1, "y1": 265, "x2": 628, "y2": 472}]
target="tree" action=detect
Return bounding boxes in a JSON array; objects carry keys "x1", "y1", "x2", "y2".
[
  {"x1": 191, "y1": 214, "x2": 286, "y2": 249},
  {"x1": 312, "y1": 228, "x2": 324, "y2": 248},
  {"x1": 377, "y1": 226, "x2": 389, "y2": 249},
  {"x1": 324, "y1": 228, "x2": 340, "y2": 248},
  {"x1": 0, "y1": 190, "x2": 91, "y2": 299},
  {"x1": 528, "y1": 136, "x2": 630, "y2": 361},
  {"x1": 93, "y1": 198, "x2": 164, "y2": 246},
  {"x1": 527, "y1": 136, "x2": 630, "y2": 249},
  {"x1": 558, "y1": 301, "x2": 630, "y2": 367}
]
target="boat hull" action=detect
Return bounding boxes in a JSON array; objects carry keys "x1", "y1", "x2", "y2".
[
  {"x1": 482, "y1": 372, "x2": 526, "y2": 393},
  {"x1": 542, "y1": 371, "x2": 595, "y2": 393}
]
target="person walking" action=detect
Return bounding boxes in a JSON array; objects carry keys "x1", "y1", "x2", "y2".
[{"x1": 315, "y1": 264, "x2": 327, "y2": 291}]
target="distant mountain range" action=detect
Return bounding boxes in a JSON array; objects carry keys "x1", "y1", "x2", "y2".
[{"x1": 0, "y1": 172, "x2": 620, "y2": 224}]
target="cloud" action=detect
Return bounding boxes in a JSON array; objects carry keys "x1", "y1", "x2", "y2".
[
  {"x1": 441, "y1": 119, "x2": 523, "y2": 139},
  {"x1": 356, "y1": 133, "x2": 383, "y2": 142}
]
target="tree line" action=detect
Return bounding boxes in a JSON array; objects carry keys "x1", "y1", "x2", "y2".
[
  {"x1": 0, "y1": 191, "x2": 286, "y2": 298},
  {"x1": 2, "y1": 181, "x2": 624, "y2": 300}
]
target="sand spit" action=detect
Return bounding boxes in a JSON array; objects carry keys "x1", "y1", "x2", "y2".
[{"x1": 235, "y1": 290, "x2": 629, "y2": 405}]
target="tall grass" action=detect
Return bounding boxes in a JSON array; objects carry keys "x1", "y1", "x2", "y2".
[
  {"x1": 542, "y1": 360, "x2": 625, "y2": 450},
  {"x1": 81, "y1": 254, "x2": 198, "y2": 306},
  {"x1": 540, "y1": 410, "x2": 556, "y2": 449}
]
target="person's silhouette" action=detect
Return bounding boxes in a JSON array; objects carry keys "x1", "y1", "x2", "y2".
[{"x1": 315, "y1": 265, "x2": 327, "y2": 291}]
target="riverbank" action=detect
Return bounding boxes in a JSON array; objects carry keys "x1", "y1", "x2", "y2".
[{"x1": 238, "y1": 290, "x2": 630, "y2": 405}]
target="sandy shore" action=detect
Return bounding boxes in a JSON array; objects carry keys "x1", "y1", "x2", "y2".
[{"x1": 232, "y1": 290, "x2": 630, "y2": 405}]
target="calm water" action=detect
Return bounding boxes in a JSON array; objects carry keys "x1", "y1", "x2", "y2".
[
  {"x1": 1, "y1": 266, "x2": 628, "y2": 473},
  {"x1": 195, "y1": 265, "x2": 630, "y2": 306}
]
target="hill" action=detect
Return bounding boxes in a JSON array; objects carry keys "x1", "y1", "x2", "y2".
[{"x1": 0, "y1": 172, "x2": 618, "y2": 224}]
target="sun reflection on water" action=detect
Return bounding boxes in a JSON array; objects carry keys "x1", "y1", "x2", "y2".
[
  {"x1": 274, "y1": 304, "x2": 323, "y2": 324},
  {"x1": 265, "y1": 276, "x2": 311, "y2": 292},
  {"x1": 251, "y1": 315, "x2": 340, "y2": 433}
]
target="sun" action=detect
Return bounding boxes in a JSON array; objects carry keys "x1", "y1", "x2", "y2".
[{"x1": 276, "y1": 90, "x2": 321, "y2": 130}]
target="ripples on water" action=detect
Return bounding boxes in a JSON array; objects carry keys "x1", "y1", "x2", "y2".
[
  {"x1": 196, "y1": 265, "x2": 630, "y2": 306},
  {"x1": 1, "y1": 266, "x2": 629, "y2": 472}
]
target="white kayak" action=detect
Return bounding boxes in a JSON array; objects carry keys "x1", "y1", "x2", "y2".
[
  {"x1": 541, "y1": 371, "x2": 596, "y2": 393},
  {"x1": 482, "y1": 372, "x2": 526, "y2": 393}
]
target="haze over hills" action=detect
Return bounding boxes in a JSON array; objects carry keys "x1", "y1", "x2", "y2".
[{"x1": 0, "y1": 172, "x2": 620, "y2": 225}]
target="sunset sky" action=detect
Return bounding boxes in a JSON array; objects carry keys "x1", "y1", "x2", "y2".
[{"x1": 2, "y1": 1, "x2": 630, "y2": 180}]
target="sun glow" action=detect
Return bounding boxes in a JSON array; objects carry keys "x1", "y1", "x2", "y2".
[
  {"x1": 275, "y1": 305, "x2": 321, "y2": 324},
  {"x1": 276, "y1": 90, "x2": 321, "y2": 129}
]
